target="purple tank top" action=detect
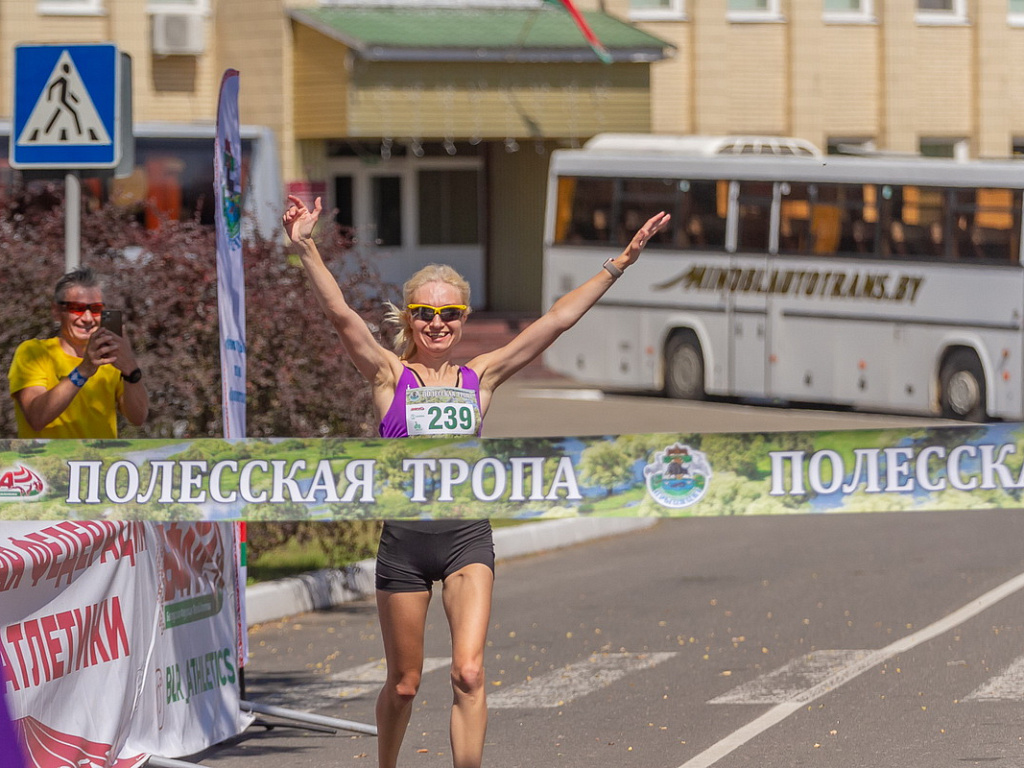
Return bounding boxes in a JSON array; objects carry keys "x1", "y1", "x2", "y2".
[{"x1": 379, "y1": 366, "x2": 483, "y2": 438}]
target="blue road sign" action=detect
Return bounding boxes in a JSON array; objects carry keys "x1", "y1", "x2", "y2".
[{"x1": 10, "y1": 43, "x2": 121, "y2": 169}]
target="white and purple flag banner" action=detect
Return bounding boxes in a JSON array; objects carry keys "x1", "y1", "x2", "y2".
[{"x1": 214, "y1": 68, "x2": 246, "y2": 439}]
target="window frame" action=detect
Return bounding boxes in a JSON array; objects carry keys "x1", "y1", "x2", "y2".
[
  {"x1": 823, "y1": 0, "x2": 876, "y2": 25},
  {"x1": 1010, "y1": 0, "x2": 1024, "y2": 27},
  {"x1": 37, "y1": 0, "x2": 104, "y2": 15},
  {"x1": 628, "y1": 0, "x2": 688, "y2": 22},
  {"x1": 919, "y1": 137, "x2": 970, "y2": 162},
  {"x1": 727, "y1": 0, "x2": 784, "y2": 23},
  {"x1": 914, "y1": 0, "x2": 968, "y2": 26},
  {"x1": 146, "y1": 0, "x2": 210, "y2": 14}
]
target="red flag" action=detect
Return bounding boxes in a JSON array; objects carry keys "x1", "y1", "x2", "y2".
[{"x1": 545, "y1": 0, "x2": 613, "y2": 64}]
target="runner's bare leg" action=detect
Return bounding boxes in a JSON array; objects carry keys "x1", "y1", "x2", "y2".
[
  {"x1": 442, "y1": 563, "x2": 494, "y2": 768},
  {"x1": 376, "y1": 589, "x2": 432, "y2": 768}
]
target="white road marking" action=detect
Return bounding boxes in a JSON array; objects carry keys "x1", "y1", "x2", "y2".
[
  {"x1": 708, "y1": 650, "x2": 870, "y2": 705},
  {"x1": 488, "y1": 652, "x2": 676, "y2": 709},
  {"x1": 965, "y1": 654, "x2": 1024, "y2": 701},
  {"x1": 519, "y1": 388, "x2": 605, "y2": 402},
  {"x1": 677, "y1": 569, "x2": 1024, "y2": 768},
  {"x1": 258, "y1": 657, "x2": 450, "y2": 709}
]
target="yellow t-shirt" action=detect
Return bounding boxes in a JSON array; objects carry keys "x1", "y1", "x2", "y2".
[{"x1": 8, "y1": 337, "x2": 125, "y2": 439}]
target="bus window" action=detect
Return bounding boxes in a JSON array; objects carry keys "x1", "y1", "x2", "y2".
[
  {"x1": 779, "y1": 182, "x2": 844, "y2": 255},
  {"x1": 807, "y1": 182, "x2": 876, "y2": 257},
  {"x1": 900, "y1": 185, "x2": 947, "y2": 258},
  {"x1": 556, "y1": 176, "x2": 614, "y2": 244},
  {"x1": 779, "y1": 183, "x2": 812, "y2": 253},
  {"x1": 617, "y1": 178, "x2": 676, "y2": 246},
  {"x1": 951, "y1": 187, "x2": 1022, "y2": 263},
  {"x1": 678, "y1": 180, "x2": 726, "y2": 252},
  {"x1": 737, "y1": 181, "x2": 772, "y2": 252}
]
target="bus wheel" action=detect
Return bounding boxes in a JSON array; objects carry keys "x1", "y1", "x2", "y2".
[
  {"x1": 664, "y1": 331, "x2": 706, "y2": 400},
  {"x1": 940, "y1": 350, "x2": 987, "y2": 421}
]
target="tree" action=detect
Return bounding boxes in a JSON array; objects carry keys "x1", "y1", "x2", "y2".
[{"x1": 578, "y1": 440, "x2": 635, "y2": 496}]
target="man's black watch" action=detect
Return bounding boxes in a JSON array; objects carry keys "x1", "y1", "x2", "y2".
[{"x1": 122, "y1": 368, "x2": 143, "y2": 384}]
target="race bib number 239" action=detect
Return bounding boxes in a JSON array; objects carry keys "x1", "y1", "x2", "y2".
[{"x1": 406, "y1": 386, "x2": 480, "y2": 437}]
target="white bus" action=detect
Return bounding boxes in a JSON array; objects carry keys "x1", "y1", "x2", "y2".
[{"x1": 542, "y1": 134, "x2": 1024, "y2": 421}]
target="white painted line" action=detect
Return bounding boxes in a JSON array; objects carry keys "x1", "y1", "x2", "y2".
[
  {"x1": 709, "y1": 650, "x2": 869, "y2": 705},
  {"x1": 965, "y1": 654, "x2": 1024, "y2": 701},
  {"x1": 518, "y1": 388, "x2": 606, "y2": 402},
  {"x1": 677, "y1": 569, "x2": 1024, "y2": 768},
  {"x1": 258, "y1": 657, "x2": 451, "y2": 709},
  {"x1": 489, "y1": 652, "x2": 676, "y2": 709}
]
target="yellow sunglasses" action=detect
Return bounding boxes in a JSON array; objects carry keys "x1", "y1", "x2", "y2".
[{"x1": 408, "y1": 304, "x2": 468, "y2": 323}]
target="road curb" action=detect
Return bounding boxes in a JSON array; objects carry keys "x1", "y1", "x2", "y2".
[{"x1": 244, "y1": 518, "x2": 658, "y2": 627}]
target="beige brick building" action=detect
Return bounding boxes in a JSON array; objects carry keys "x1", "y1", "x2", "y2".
[
  {"x1": 619, "y1": 0, "x2": 1024, "y2": 159},
  {"x1": 2, "y1": 0, "x2": 1024, "y2": 310}
]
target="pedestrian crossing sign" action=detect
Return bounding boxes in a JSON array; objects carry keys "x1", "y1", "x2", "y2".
[{"x1": 10, "y1": 43, "x2": 121, "y2": 169}]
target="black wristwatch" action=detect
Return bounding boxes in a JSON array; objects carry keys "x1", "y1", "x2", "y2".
[{"x1": 122, "y1": 368, "x2": 143, "y2": 384}]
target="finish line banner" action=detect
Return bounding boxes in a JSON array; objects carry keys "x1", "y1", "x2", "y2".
[{"x1": 1, "y1": 423, "x2": 1023, "y2": 520}]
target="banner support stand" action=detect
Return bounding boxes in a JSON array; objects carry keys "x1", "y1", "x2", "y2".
[
  {"x1": 240, "y1": 700, "x2": 377, "y2": 736},
  {"x1": 250, "y1": 716, "x2": 338, "y2": 735},
  {"x1": 146, "y1": 756, "x2": 207, "y2": 768}
]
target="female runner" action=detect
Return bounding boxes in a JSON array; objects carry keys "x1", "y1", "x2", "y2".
[{"x1": 283, "y1": 195, "x2": 669, "y2": 768}]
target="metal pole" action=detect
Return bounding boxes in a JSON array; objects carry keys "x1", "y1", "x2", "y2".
[
  {"x1": 146, "y1": 757, "x2": 206, "y2": 768},
  {"x1": 65, "y1": 170, "x2": 81, "y2": 271},
  {"x1": 240, "y1": 699, "x2": 377, "y2": 736}
]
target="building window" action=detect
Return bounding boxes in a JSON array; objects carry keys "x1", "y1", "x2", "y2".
[
  {"x1": 920, "y1": 137, "x2": 969, "y2": 161},
  {"x1": 915, "y1": 0, "x2": 967, "y2": 25},
  {"x1": 823, "y1": 0, "x2": 875, "y2": 23},
  {"x1": 629, "y1": 0, "x2": 687, "y2": 21},
  {"x1": 1010, "y1": 0, "x2": 1024, "y2": 26},
  {"x1": 37, "y1": 0, "x2": 104, "y2": 15},
  {"x1": 418, "y1": 170, "x2": 480, "y2": 246},
  {"x1": 146, "y1": 0, "x2": 209, "y2": 12},
  {"x1": 372, "y1": 176, "x2": 403, "y2": 247},
  {"x1": 727, "y1": 0, "x2": 783, "y2": 22},
  {"x1": 827, "y1": 137, "x2": 877, "y2": 155}
]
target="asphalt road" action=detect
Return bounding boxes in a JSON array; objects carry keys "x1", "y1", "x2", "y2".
[
  {"x1": 190, "y1": 379, "x2": 1016, "y2": 768},
  {"x1": 480, "y1": 377, "x2": 953, "y2": 437},
  {"x1": 195, "y1": 510, "x2": 1024, "y2": 768}
]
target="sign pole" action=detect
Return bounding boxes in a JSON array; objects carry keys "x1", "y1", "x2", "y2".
[{"x1": 64, "y1": 170, "x2": 81, "y2": 271}]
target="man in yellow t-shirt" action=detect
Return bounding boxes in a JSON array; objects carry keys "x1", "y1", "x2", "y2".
[{"x1": 8, "y1": 267, "x2": 148, "y2": 438}]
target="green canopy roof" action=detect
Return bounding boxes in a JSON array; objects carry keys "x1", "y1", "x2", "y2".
[{"x1": 289, "y1": 5, "x2": 673, "y2": 63}]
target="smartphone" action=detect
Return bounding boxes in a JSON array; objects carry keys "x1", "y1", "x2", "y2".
[{"x1": 100, "y1": 309, "x2": 123, "y2": 337}]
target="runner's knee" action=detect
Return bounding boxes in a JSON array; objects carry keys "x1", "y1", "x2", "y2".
[
  {"x1": 451, "y1": 660, "x2": 485, "y2": 695},
  {"x1": 390, "y1": 669, "x2": 422, "y2": 700}
]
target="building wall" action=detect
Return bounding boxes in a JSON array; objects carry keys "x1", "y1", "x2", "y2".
[
  {"x1": 216, "y1": 0, "x2": 292, "y2": 169},
  {"x1": 7, "y1": 1, "x2": 1024, "y2": 172},
  {"x1": 332, "y1": 61, "x2": 651, "y2": 142},
  {"x1": 0, "y1": 5, "x2": 220, "y2": 126},
  {"x1": 291, "y1": 24, "x2": 349, "y2": 141},
  {"x1": 602, "y1": 0, "x2": 1024, "y2": 158}
]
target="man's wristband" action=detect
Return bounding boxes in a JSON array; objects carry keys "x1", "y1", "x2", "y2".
[
  {"x1": 602, "y1": 258, "x2": 624, "y2": 279},
  {"x1": 68, "y1": 367, "x2": 88, "y2": 388}
]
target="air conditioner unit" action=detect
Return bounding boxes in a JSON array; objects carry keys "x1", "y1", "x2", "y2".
[{"x1": 152, "y1": 13, "x2": 205, "y2": 56}]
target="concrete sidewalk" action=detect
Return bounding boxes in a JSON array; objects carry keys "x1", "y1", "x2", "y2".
[{"x1": 244, "y1": 518, "x2": 657, "y2": 626}]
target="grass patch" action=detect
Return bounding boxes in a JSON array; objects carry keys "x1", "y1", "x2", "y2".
[{"x1": 247, "y1": 538, "x2": 332, "y2": 584}]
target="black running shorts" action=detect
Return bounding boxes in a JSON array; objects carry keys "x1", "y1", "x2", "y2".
[{"x1": 375, "y1": 520, "x2": 495, "y2": 593}]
